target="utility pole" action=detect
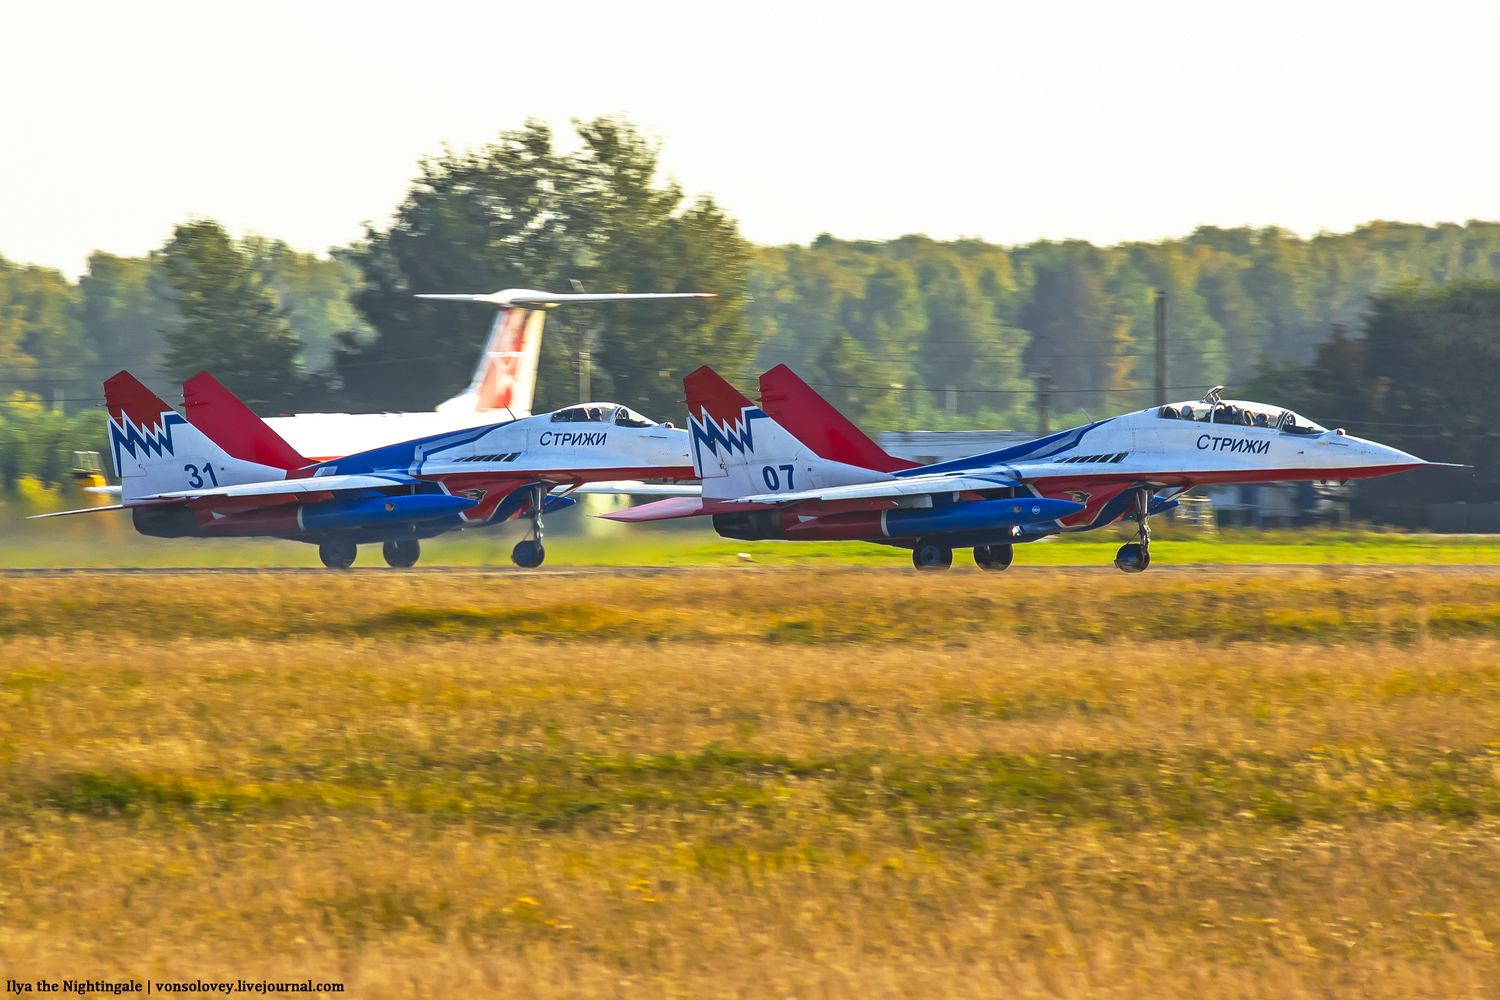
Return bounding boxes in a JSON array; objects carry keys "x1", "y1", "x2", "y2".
[
  {"x1": 1035, "y1": 374, "x2": 1051, "y2": 436},
  {"x1": 945, "y1": 385, "x2": 957, "y2": 420},
  {"x1": 1154, "y1": 290, "x2": 1168, "y2": 407},
  {"x1": 577, "y1": 334, "x2": 591, "y2": 404},
  {"x1": 890, "y1": 385, "x2": 908, "y2": 431},
  {"x1": 571, "y1": 279, "x2": 590, "y2": 403}
]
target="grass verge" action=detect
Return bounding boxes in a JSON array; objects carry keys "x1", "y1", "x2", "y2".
[{"x1": 4, "y1": 569, "x2": 1500, "y2": 995}]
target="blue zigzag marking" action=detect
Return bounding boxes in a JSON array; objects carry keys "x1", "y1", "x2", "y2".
[
  {"x1": 109, "y1": 412, "x2": 187, "y2": 475},
  {"x1": 690, "y1": 407, "x2": 767, "y2": 471}
]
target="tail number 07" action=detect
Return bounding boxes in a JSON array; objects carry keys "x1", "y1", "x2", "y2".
[{"x1": 762, "y1": 464, "x2": 796, "y2": 491}]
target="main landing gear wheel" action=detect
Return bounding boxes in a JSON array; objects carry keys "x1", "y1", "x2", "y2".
[
  {"x1": 1113, "y1": 488, "x2": 1154, "y2": 573},
  {"x1": 318, "y1": 535, "x2": 357, "y2": 570},
  {"x1": 511, "y1": 484, "x2": 548, "y2": 569},
  {"x1": 511, "y1": 539, "x2": 546, "y2": 569},
  {"x1": 973, "y1": 543, "x2": 1015, "y2": 571},
  {"x1": 1113, "y1": 542, "x2": 1150, "y2": 573},
  {"x1": 912, "y1": 538, "x2": 954, "y2": 571},
  {"x1": 383, "y1": 539, "x2": 420, "y2": 568}
]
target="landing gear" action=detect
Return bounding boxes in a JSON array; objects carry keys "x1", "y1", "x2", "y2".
[
  {"x1": 511, "y1": 539, "x2": 546, "y2": 569},
  {"x1": 912, "y1": 538, "x2": 954, "y2": 571},
  {"x1": 511, "y1": 485, "x2": 547, "y2": 569},
  {"x1": 383, "y1": 539, "x2": 420, "y2": 568},
  {"x1": 973, "y1": 543, "x2": 1014, "y2": 571},
  {"x1": 1114, "y1": 542, "x2": 1150, "y2": 573},
  {"x1": 319, "y1": 534, "x2": 357, "y2": 570},
  {"x1": 1113, "y1": 489, "x2": 1153, "y2": 573}
]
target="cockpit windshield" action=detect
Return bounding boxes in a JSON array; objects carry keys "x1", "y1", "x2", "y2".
[
  {"x1": 1156, "y1": 399, "x2": 1326, "y2": 434},
  {"x1": 613, "y1": 406, "x2": 656, "y2": 427},
  {"x1": 550, "y1": 405, "x2": 614, "y2": 423},
  {"x1": 1278, "y1": 410, "x2": 1327, "y2": 435}
]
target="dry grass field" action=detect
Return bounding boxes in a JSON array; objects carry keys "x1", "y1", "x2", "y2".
[{"x1": 4, "y1": 567, "x2": 1500, "y2": 997}]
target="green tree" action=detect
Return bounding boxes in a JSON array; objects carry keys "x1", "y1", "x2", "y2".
[
  {"x1": 0, "y1": 392, "x2": 108, "y2": 492},
  {"x1": 918, "y1": 272, "x2": 1028, "y2": 417},
  {"x1": 808, "y1": 329, "x2": 895, "y2": 426},
  {"x1": 341, "y1": 117, "x2": 751, "y2": 420},
  {"x1": 339, "y1": 121, "x2": 572, "y2": 411},
  {"x1": 1018, "y1": 243, "x2": 1116, "y2": 412},
  {"x1": 569, "y1": 118, "x2": 752, "y2": 417},
  {"x1": 243, "y1": 236, "x2": 371, "y2": 373},
  {"x1": 159, "y1": 220, "x2": 302, "y2": 412},
  {"x1": 78, "y1": 251, "x2": 177, "y2": 385},
  {"x1": 0, "y1": 256, "x2": 86, "y2": 399},
  {"x1": 1280, "y1": 281, "x2": 1500, "y2": 504}
]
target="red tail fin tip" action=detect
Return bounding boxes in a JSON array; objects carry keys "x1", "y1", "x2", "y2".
[
  {"x1": 757, "y1": 364, "x2": 918, "y2": 473},
  {"x1": 182, "y1": 372, "x2": 309, "y2": 471},
  {"x1": 104, "y1": 371, "x2": 177, "y2": 431},
  {"x1": 683, "y1": 366, "x2": 754, "y2": 427}
]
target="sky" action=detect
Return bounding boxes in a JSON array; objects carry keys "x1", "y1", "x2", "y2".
[{"x1": 4, "y1": 0, "x2": 1499, "y2": 278}]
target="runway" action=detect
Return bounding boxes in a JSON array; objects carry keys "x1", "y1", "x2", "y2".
[{"x1": 7, "y1": 563, "x2": 1500, "y2": 578}]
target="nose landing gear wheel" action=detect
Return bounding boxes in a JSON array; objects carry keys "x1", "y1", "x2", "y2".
[
  {"x1": 511, "y1": 539, "x2": 546, "y2": 568},
  {"x1": 511, "y1": 484, "x2": 548, "y2": 569},
  {"x1": 912, "y1": 539, "x2": 954, "y2": 571},
  {"x1": 973, "y1": 543, "x2": 1014, "y2": 571},
  {"x1": 1112, "y1": 487, "x2": 1156, "y2": 573},
  {"x1": 383, "y1": 539, "x2": 420, "y2": 568},
  {"x1": 1114, "y1": 542, "x2": 1150, "y2": 573},
  {"x1": 318, "y1": 535, "x2": 357, "y2": 570}
]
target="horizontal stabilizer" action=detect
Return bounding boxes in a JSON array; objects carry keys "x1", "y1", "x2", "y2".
[
  {"x1": 416, "y1": 290, "x2": 715, "y2": 308},
  {"x1": 565, "y1": 481, "x2": 703, "y2": 496},
  {"x1": 28, "y1": 503, "x2": 132, "y2": 519}
]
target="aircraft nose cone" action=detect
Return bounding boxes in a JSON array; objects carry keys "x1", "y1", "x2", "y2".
[{"x1": 1349, "y1": 434, "x2": 1428, "y2": 470}]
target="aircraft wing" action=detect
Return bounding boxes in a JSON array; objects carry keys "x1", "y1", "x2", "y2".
[
  {"x1": 135, "y1": 473, "x2": 419, "y2": 504},
  {"x1": 28, "y1": 503, "x2": 145, "y2": 519},
  {"x1": 725, "y1": 471, "x2": 1020, "y2": 506},
  {"x1": 417, "y1": 290, "x2": 715, "y2": 308},
  {"x1": 561, "y1": 481, "x2": 703, "y2": 496}
]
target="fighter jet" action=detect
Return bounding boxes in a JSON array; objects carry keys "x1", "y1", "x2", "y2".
[
  {"x1": 602, "y1": 365, "x2": 1444, "y2": 572},
  {"x1": 35, "y1": 369, "x2": 695, "y2": 569}
]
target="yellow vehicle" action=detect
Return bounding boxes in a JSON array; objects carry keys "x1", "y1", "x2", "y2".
[{"x1": 71, "y1": 451, "x2": 113, "y2": 504}]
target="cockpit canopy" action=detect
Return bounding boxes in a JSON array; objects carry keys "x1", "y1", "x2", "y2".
[
  {"x1": 549, "y1": 403, "x2": 657, "y2": 427},
  {"x1": 1155, "y1": 399, "x2": 1327, "y2": 435}
]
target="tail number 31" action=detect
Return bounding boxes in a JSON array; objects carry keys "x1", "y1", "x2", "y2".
[
  {"x1": 185, "y1": 463, "x2": 220, "y2": 489},
  {"x1": 762, "y1": 465, "x2": 796, "y2": 491}
]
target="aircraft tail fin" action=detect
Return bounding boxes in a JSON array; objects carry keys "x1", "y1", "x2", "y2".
[
  {"x1": 104, "y1": 371, "x2": 291, "y2": 503},
  {"x1": 434, "y1": 307, "x2": 543, "y2": 417},
  {"x1": 684, "y1": 366, "x2": 883, "y2": 500},
  {"x1": 757, "y1": 364, "x2": 920, "y2": 473},
  {"x1": 422, "y1": 289, "x2": 715, "y2": 417},
  {"x1": 182, "y1": 372, "x2": 310, "y2": 471}
]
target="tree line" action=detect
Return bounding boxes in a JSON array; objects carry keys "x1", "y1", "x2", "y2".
[{"x1": 4, "y1": 116, "x2": 1500, "y2": 497}]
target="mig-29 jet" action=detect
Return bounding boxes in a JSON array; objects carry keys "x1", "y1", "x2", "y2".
[
  {"x1": 602, "y1": 365, "x2": 1442, "y2": 572},
  {"x1": 35, "y1": 369, "x2": 695, "y2": 569}
]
